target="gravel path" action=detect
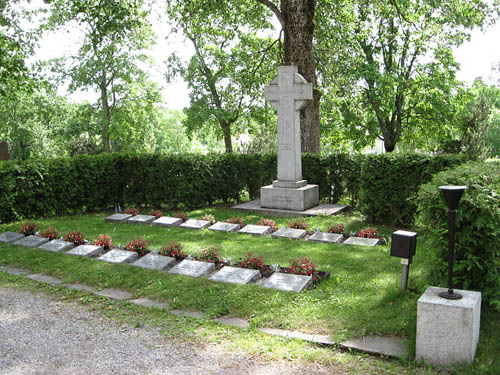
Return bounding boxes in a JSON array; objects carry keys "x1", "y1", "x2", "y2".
[{"x1": 0, "y1": 287, "x2": 341, "y2": 375}]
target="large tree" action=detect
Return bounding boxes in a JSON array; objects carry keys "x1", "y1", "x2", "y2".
[
  {"x1": 47, "y1": 0, "x2": 157, "y2": 152},
  {"x1": 317, "y1": 0, "x2": 496, "y2": 152}
]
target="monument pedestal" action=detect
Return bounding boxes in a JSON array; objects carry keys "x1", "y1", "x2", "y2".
[
  {"x1": 261, "y1": 183, "x2": 319, "y2": 211},
  {"x1": 416, "y1": 286, "x2": 481, "y2": 366}
]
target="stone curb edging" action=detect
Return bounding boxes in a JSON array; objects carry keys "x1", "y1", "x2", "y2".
[{"x1": 0, "y1": 266, "x2": 407, "y2": 359}]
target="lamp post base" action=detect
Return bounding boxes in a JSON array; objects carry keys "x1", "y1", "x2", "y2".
[{"x1": 439, "y1": 290, "x2": 463, "y2": 300}]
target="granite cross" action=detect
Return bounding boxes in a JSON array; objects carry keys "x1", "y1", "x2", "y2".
[{"x1": 265, "y1": 66, "x2": 312, "y2": 184}]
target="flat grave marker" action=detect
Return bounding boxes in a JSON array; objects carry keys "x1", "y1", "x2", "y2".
[
  {"x1": 0, "y1": 232, "x2": 25, "y2": 243},
  {"x1": 66, "y1": 244, "x2": 103, "y2": 258},
  {"x1": 263, "y1": 272, "x2": 312, "y2": 293},
  {"x1": 308, "y1": 232, "x2": 343, "y2": 244},
  {"x1": 127, "y1": 215, "x2": 156, "y2": 225},
  {"x1": 132, "y1": 253, "x2": 176, "y2": 270},
  {"x1": 152, "y1": 216, "x2": 182, "y2": 227},
  {"x1": 38, "y1": 239, "x2": 75, "y2": 253},
  {"x1": 343, "y1": 237, "x2": 379, "y2": 247},
  {"x1": 238, "y1": 224, "x2": 272, "y2": 236},
  {"x1": 13, "y1": 235, "x2": 49, "y2": 248},
  {"x1": 169, "y1": 259, "x2": 215, "y2": 278},
  {"x1": 98, "y1": 249, "x2": 139, "y2": 264},
  {"x1": 210, "y1": 266, "x2": 260, "y2": 285},
  {"x1": 179, "y1": 219, "x2": 211, "y2": 230},
  {"x1": 271, "y1": 227, "x2": 307, "y2": 240},
  {"x1": 105, "y1": 213, "x2": 133, "y2": 223},
  {"x1": 208, "y1": 222, "x2": 240, "y2": 233}
]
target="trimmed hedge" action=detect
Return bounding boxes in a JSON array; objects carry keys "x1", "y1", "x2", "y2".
[
  {"x1": 0, "y1": 152, "x2": 465, "y2": 225},
  {"x1": 416, "y1": 160, "x2": 500, "y2": 308},
  {"x1": 358, "y1": 153, "x2": 467, "y2": 226}
]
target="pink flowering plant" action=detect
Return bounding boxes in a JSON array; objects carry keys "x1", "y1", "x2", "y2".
[
  {"x1": 286, "y1": 257, "x2": 318, "y2": 281},
  {"x1": 238, "y1": 252, "x2": 265, "y2": 270},
  {"x1": 256, "y1": 218, "x2": 276, "y2": 230},
  {"x1": 160, "y1": 242, "x2": 186, "y2": 260},
  {"x1": 201, "y1": 214, "x2": 216, "y2": 224},
  {"x1": 227, "y1": 217, "x2": 245, "y2": 228},
  {"x1": 125, "y1": 238, "x2": 149, "y2": 256},
  {"x1": 19, "y1": 222, "x2": 39, "y2": 236},
  {"x1": 64, "y1": 231, "x2": 85, "y2": 246},
  {"x1": 358, "y1": 228, "x2": 379, "y2": 239},
  {"x1": 40, "y1": 227, "x2": 60, "y2": 241},
  {"x1": 93, "y1": 235, "x2": 113, "y2": 250},
  {"x1": 328, "y1": 224, "x2": 344, "y2": 234},
  {"x1": 124, "y1": 208, "x2": 139, "y2": 216},
  {"x1": 148, "y1": 210, "x2": 163, "y2": 219},
  {"x1": 288, "y1": 220, "x2": 308, "y2": 230},
  {"x1": 199, "y1": 245, "x2": 222, "y2": 264}
]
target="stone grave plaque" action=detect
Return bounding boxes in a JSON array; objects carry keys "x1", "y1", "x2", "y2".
[
  {"x1": 264, "y1": 272, "x2": 312, "y2": 293},
  {"x1": 210, "y1": 266, "x2": 260, "y2": 285},
  {"x1": 271, "y1": 227, "x2": 307, "y2": 240},
  {"x1": 127, "y1": 215, "x2": 156, "y2": 225},
  {"x1": 98, "y1": 249, "x2": 139, "y2": 264},
  {"x1": 238, "y1": 224, "x2": 272, "y2": 236},
  {"x1": 38, "y1": 239, "x2": 75, "y2": 253},
  {"x1": 169, "y1": 259, "x2": 215, "y2": 278},
  {"x1": 13, "y1": 235, "x2": 49, "y2": 248},
  {"x1": 152, "y1": 216, "x2": 182, "y2": 227},
  {"x1": 308, "y1": 232, "x2": 343, "y2": 244},
  {"x1": 343, "y1": 237, "x2": 379, "y2": 247},
  {"x1": 132, "y1": 253, "x2": 176, "y2": 270},
  {"x1": 0, "y1": 232, "x2": 25, "y2": 243},
  {"x1": 208, "y1": 222, "x2": 240, "y2": 233},
  {"x1": 105, "y1": 213, "x2": 133, "y2": 223},
  {"x1": 179, "y1": 219, "x2": 211, "y2": 230},
  {"x1": 66, "y1": 244, "x2": 104, "y2": 258}
]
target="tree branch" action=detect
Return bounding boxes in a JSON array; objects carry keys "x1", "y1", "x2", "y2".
[{"x1": 253, "y1": 0, "x2": 285, "y2": 29}]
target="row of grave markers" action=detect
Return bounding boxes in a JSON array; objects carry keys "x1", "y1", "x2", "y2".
[
  {"x1": 105, "y1": 213, "x2": 380, "y2": 247},
  {"x1": 0, "y1": 231, "x2": 313, "y2": 293}
]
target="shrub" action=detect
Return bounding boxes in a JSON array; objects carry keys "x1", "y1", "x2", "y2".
[
  {"x1": 199, "y1": 245, "x2": 222, "y2": 264},
  {"x1": 148, "y1": 210, "x2": 163, "y2": 219},
  {"x1": 19, "y1": 222, "x2": 39, "y2": 236},
  {"x1": 358, "y1": 228, "x2": 379, "y2": 239},
  {"x1": 93, "y1": 235, "x2": 113, "y2": 250},
  {"x1": 173, "y1": 211, "x2": 188, "y2": 222},
  {"x1": 201, "y1": 214, "x2": 216, "y2": 224},
  {"x1": 238, "y1": 252, "x2": 265, "y2": 270},
  {"x1": 417, "y1": 160, "x2": 500, "y2": 308},
  {"x1": 256, "y1": 218, "x2": 276, "y2": 230},
  {"x1": 159, "y1": 242, "x2": 185, "y2": 260},
  {"x1": 227, "y1": 217, "x2": 245, "y2": 228},
  {"x1": 286, "y1": 257, "x2": 318, "y2": 281},
  {"x1": 288, "y1": 220, "x2": 308, "y2": 230},
  {"x1": 64, "y1": 231, "x2": 85, "y2": 246},
  {"x1": 124, "y1": 208, "x2": 139, "y2": 216},
  {"x1": 125, "y1": 238, "x2": 149, "y2": 256},
  {"x1": 40, "y1": 227, "x2": 60, "y2": 241},
  {"x1": 328, "y1": 224, "x2": 344, "y2": 234}
]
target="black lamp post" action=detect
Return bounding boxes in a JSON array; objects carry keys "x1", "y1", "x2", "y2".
[{"x1": 438, "y1": 185, "x2": 467, "y2": 300}]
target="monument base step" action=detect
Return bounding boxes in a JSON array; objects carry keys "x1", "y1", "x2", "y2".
[
  {"x1": 260, "y1": 184, "x2": 319, "y2": 211},
  {"x1": 232, "y1": 200, "x2": 348, "y2": 217}
]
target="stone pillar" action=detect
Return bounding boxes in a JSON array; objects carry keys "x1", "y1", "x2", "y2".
[
  {"x1": 260, "y1": 66, "x2": 319, "y2": 211},
  {"x1": 416, "y1": 286, "x2": 481, "y2": 366},
  {"x1": 0, "y1": 141, "x2": 9, "y2": 161}
]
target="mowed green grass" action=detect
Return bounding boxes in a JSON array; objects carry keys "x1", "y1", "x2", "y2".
[{"x1": 1, "y1": 208, "x2": 500, "y2": 374}]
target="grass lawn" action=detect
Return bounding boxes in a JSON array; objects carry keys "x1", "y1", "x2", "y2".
[{"x1": 1, "y1": 207, "x2": 499, "y2": 374}]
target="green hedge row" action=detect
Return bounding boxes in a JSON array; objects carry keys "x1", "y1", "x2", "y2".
[
  {"x1": 0, "y1": 152, "x2": 464, "y2": 225},
  {"x1": 358, "y1": 153, "x2": 468, "y2": 226},
  {"x1": 417, "y1": 160, "x2": 500, "y2": 307}
]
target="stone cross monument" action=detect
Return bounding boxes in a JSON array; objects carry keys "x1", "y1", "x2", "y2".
[{"x1": 260, "y1": 66, "x2": 319, "y2": 211}]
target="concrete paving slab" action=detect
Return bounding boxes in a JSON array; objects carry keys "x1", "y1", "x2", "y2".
[
  {"x1": 258, "y1": 328, "x2": 334, "y2": 345},
  {"x1": 26, "y1": 274, "x2": 63, "y2": 286},
  {"x1": 170, "y1": 310, "x2": 204, "y2": 318},
  {"x1": 233, "y1": 200, "x2": 348, "y2": 217},
  {"x1": 63, "y1": 283, "x2": 96, "y2": 293},
  {"x1": 340, "y1": 336, "x2": 407, "y2": 358},
  {"x1": 129, "y1": 298, "x2": 169, "y2": 310},
  {"x1": 0, "y1": 266, "x2": 30, "y2": 276},
  {"x1": 95, "y1": 288, "x2": 132, "y2": 300},
  {"x1": 215, "y1": 316, "x2": 250, "y2": 329}
]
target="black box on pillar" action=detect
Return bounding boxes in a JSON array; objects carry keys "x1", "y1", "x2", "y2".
[{"x1": 390, "y1": 230, "x2": 417, "y2": 260}]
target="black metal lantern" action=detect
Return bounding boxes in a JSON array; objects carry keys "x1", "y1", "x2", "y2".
[{"x1": 438, "y1": 185, "x2": 467, "y2": 300}]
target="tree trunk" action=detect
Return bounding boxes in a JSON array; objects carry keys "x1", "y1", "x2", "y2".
[
  {"x1": 100, "y1": 72, "x2": 111, "y2": 153},
  {"x1": 281, "y1": 0, "x2": 320, "y2": 153},
  {"x1": 221, "y1": 120, "x2": 233, "y2": 153}
]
